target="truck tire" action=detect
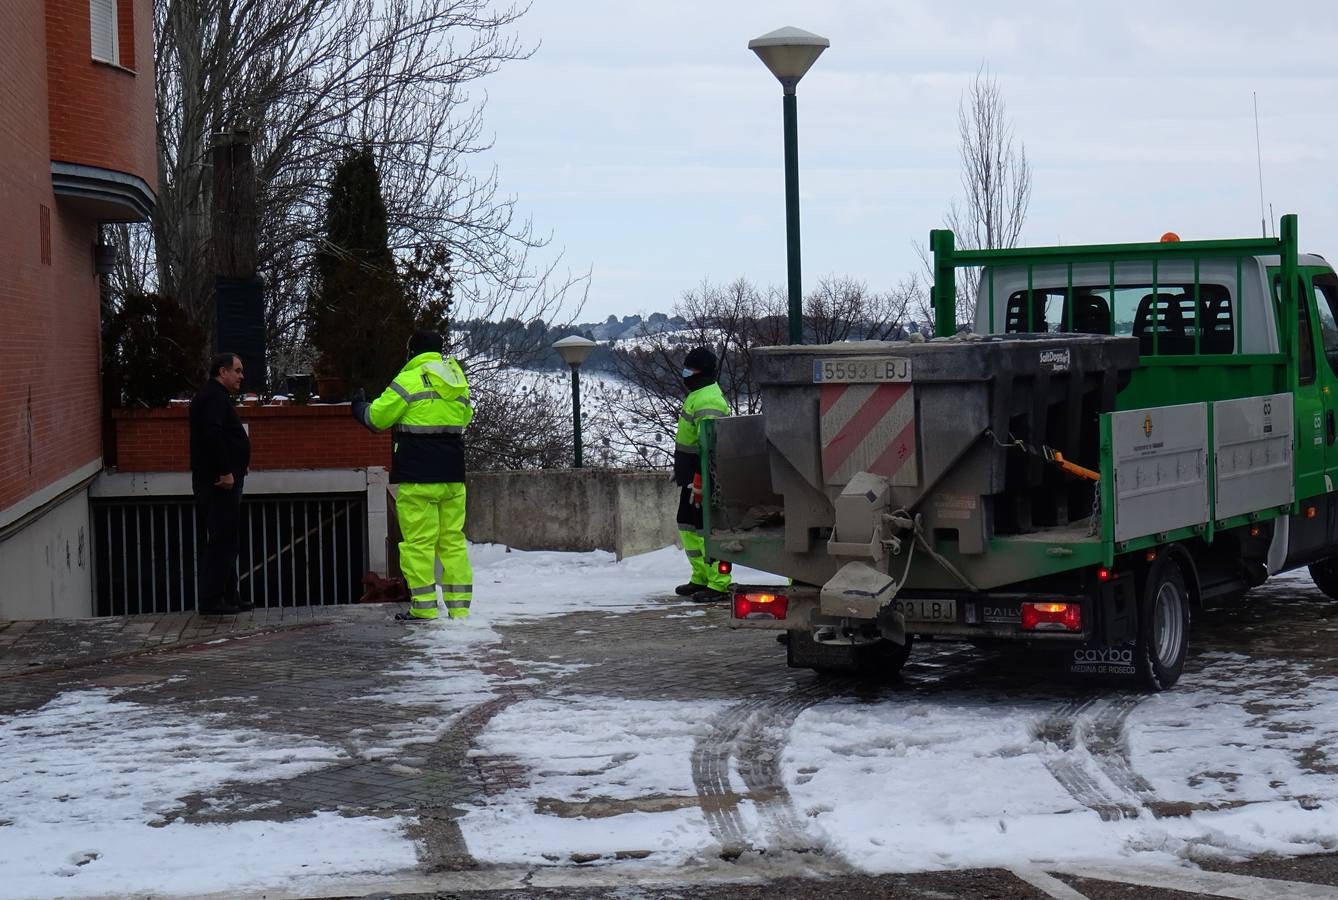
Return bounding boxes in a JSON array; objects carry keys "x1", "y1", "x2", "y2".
[
  {"x1": 788, "y1": 631, "x2": 914, "y2": 679},
  {"x1": 1136, "y1": 560, "x2": 1190, "y2": 690},
  {"x1": 1308, "y1": 557, "x2": 1338, "y2": 600}
]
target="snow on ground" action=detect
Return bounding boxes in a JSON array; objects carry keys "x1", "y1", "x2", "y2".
[
  {"x1": 461, "y1": 697, "x2": 732, "y2": 866},
  {"x1": 0, "y1": 545, "x2": 776, "y2": 899},
  {"x1": 9, "y1": 545, "x2": 1338, "y2": 896},
  {"x1": 781, "y1": 651, "x2": 1338, "y2": 872},
  {"x1": 0, "y1": 689, "x2": 415, "y2": 898}
]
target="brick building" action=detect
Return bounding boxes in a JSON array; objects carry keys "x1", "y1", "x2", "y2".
[{"x1": 0, "y1": 0, "x2": 157, "y2": 617}]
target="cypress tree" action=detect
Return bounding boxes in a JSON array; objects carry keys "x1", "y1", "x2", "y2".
[{"x1": 309, "y1": 146, "x2": 414, "y2": 397}]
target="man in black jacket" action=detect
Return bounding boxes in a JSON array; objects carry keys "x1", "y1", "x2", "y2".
[{"x1": 189, "y1": 353, "x2": 253, "y2": 615}]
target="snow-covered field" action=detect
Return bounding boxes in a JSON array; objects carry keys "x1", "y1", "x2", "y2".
[{"x1": 5, "y1": 548, "x2": 1338, "y2": 898}]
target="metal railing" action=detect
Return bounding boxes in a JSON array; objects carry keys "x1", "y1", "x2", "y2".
[{"x1": 92, "y1": 493, "x2": 367, "y2": 615}]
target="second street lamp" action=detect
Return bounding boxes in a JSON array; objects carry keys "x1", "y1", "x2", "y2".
[
  {"x1": 552, "y1": 335, "x2": 596, "y2": 468},
  {"x1": 749, "y1": 26, "x2": 829, "y2": 346}
]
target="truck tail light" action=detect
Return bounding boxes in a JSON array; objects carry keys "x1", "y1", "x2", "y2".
[
  {"x1": 1021, "y1": 601, "x2": 1081, "y2": 632},
  {"x1": 717, "y1": 561, "x2": 732, "y2": 575},
  {"x1": 733, "y1": 591, "x2": 788, "y2": 621}
]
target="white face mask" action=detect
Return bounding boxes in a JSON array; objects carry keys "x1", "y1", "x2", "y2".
[{"x1": 681, "y1": 368, "x2": 696, "y2": 378}]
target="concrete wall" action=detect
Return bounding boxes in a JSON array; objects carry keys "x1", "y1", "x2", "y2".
[
  {"x1": 0, "y1": 487, "x2": 93, "y2": 620},
  {"x1": 463, "y1": 469, "x2": 680, "y2": 560}
]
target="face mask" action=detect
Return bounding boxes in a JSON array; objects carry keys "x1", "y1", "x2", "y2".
[{"x1": 681, "y1": 368, "x2": 696, "y2": 378}]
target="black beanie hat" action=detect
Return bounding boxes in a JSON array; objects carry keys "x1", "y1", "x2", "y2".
[
  {"x1": 683, "y1": 346, "x2": 717, "y2": 375},
  {"x1": 407, "y1": 329, "x2": 443, "y2": 357}
]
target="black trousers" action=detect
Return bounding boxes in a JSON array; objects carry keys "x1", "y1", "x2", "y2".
[{"x1": 194, "y1": 475, "x2": 244, "y2": 607}]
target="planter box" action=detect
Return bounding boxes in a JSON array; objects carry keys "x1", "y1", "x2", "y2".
[{"x1": 110, "y1": 405, "x2": 391, "y2": 472}]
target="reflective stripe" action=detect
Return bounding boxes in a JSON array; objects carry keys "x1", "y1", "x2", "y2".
[
  {"x1": 444, "y1": 599, "x2": 471, "y2": 609},
  {"x1": 676, "y1": 442, "x2": 700, "y2": 453},
  {"x1": 439, "y1": 583, "x2": 472, "y2": 593},
  {"x1": 409, "y1": 584, "x2": 436, "y2": 596},
  {"x1": 456, "y1": 396, "x2": 472, "y2": 407},
  {"x1": 394, "y1": 424, "x2": 465, "y2": 435},
  {"x1": 390, "y1": 381, "x2": 413, "y2": 401},
  {"x1": 693, "y1": 408, "x2": 726, "y2": 421},
  {"x1": 410, "y1": 598, "x2": 439, "y2": 610},
  {"x1": 685, "y1": 549, "x2": 703, "y2": 558}
]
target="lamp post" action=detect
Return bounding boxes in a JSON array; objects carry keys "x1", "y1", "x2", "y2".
[
  {"x1": 749, "y1": 26, "x2": 829, "y2": 345},
  {"x1": 552, "y1": 335, "x2": 597, "y2": 468}
]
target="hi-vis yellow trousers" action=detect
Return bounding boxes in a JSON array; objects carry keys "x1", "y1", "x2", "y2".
[{"x1": 397, "y1": 482, "x2": 472, "y2": 620}]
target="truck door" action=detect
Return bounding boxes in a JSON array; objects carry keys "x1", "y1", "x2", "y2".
[
  {"x1": 1284, "y1": 269, "x2": 1338, "y2": 563},
  {"x1": 1307, "y1": 270, "x2": 1338, "y2": 497}
]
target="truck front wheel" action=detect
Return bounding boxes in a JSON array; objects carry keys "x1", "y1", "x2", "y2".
[
  {"x1": 1136, "y1": 560, "x2": 1190, "y2": 690},
  {"x1": 1308, "y1": 557, "x2": 1338, "y2": 600}
]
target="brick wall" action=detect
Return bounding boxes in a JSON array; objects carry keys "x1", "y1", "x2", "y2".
[
  {"x1": 45, "y1": 0, "x2": 156, "y2": 183},
  {"x1": 0, "y1": 3, "x2": 101, "y2": 516},
  {"x1": 111, "y1": 406, "x2": 393, "y2": 473},
  {"x1": 0, "y1": 0, "x2": 159, "y2": 519}
]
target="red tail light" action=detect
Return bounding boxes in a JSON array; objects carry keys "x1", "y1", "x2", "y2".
[
  {"x1": 733, "y1": 591, "x2": 788, "y2": 621},
  {"x1": 717, "y1": 561, "x2": 733, "y2": 575},
  {"x1": 1021, "y1": 601, "x2": 1081, "y2": 632}
]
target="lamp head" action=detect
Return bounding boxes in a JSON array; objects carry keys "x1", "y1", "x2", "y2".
[
  {"x1": 553, "y1": 335, "x2": 597, "y2": 368},
  {"x1": 748, "y1": 26, "x2": 830, "y2": 94}
]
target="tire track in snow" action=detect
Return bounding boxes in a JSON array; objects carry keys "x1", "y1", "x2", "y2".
[
  {"x1": 692, "y1": 681, "x2": 841, "y2": 859},
  {"x1": 1032, "y1": 693, "x2": 1151, "y2": 821}
]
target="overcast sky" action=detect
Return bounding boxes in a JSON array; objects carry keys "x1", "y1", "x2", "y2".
[{"x1": 481, "y1": 1, "x2": 1338, "y2": 321}]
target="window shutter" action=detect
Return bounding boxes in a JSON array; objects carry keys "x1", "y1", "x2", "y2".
[{"x1": 89, "y1": 0, "x2": 119, "y2": 64}]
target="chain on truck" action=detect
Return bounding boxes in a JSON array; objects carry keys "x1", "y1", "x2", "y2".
[{"x1": 702, "y1": 214, "x2": 1338, "y2": 690}]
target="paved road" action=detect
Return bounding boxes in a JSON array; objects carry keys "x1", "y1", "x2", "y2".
[{"x1": 3, "y1": 573, "x2": 1338, "y2": 899}]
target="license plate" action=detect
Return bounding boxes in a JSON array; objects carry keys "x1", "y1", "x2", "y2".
[
  {"x1": 893, "y1": 597, "x2": 957, "y2": 623},
  {"x1": 813, "y1": 357, "x2": 912, "y2": 384}
]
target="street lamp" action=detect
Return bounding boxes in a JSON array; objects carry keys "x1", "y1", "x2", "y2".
[
  {"x1": 748, "y1": 26, "x2": 829, "y2": 345},
  {"x1": 552, "y1": 335, "x2": 597, "y2": 468}
]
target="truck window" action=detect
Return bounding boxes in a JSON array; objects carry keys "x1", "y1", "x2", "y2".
[
  {"x1": 1001, "y1": 283, "x2": 1232, "y2": 353},
  {"x1": 1277, "y1": 274, "x2": 1317, "y2": 384},
  {"x1": 1313, "y1": 273, "x2": 1338, "y2": 376}
]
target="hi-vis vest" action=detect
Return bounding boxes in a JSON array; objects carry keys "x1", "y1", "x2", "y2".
[
  {"x1": 674, "y1": 382, "x2": 729, "y2": 459},
  {"x1": 361, "y1": 352, "x2": 472, "y2": 483}
]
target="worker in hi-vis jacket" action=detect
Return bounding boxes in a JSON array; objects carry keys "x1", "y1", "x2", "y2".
[
  {"x1": 672, "y1": 346, "x2": 733, "y2": 602},
  {"x1": 353, "y1": 330, "x2": 473, "y2": 622}
]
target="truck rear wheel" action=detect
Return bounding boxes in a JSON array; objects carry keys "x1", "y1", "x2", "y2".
[
  {"x1": 1308, "y1": 557, "x2": 1338, "y2": 600},
  {"x1": 1136, "y1": 560, "x2": 1190, "y2": 690},
  {"x1": 787, "y1": 631, "x2": 914, "y2": 679}
]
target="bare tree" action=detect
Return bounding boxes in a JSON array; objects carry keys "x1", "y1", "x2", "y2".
[
  {"x1": 916, "y1": 65, "x2": 1033, "y2": 334},
  {"x1": 593, "y1": 275, "x2": 916, "y2": 468},
  {"x1": 804, "y1": 275, "x2": 912, "y2": 344},
  {"x1": 120, "y1": 0, "x2": 584, "y2": 386},
  {"x1": 945, "y1": 65, "x2": 1032, "y2": 253}
]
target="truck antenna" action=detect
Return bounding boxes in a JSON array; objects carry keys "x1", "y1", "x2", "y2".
[{"x1": 1253, "y1": 91, "x2": 1268, "y2": 238}]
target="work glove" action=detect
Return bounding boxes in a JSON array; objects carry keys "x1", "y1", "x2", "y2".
[
  {"x1": 690, "y1": 473, "x2": 703, "y2": 508},
  {"x1": 350, "y1": 388, "x2": 371, "y2": 430}
]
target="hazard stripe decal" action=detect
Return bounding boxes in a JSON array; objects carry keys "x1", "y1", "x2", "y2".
[{"x1": 820, "y1": 383, "x2": 917, "y2": 485}]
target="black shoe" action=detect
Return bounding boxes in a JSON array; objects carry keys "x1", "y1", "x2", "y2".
[
  {"x1": 675, "y1": 582, "x2": 706, "y2": 597},
  {"x1": 691, "y1": 588, "x2": 730, "y2": 603},
  {"x1": 394, "y1": 612, "x2": 434, "y2": 623}
]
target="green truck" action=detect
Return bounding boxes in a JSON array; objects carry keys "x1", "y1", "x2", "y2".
[{"x1": 704, "y1": 214, "x2": 1338, "y2": 689}]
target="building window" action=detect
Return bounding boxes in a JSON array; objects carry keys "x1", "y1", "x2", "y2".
[
  {"x1": 40, "y1": 206, "x2": 51, "y2": 266},
  {"x1": 90, "y1": 0, "x2": 119, "y2": 65}
]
